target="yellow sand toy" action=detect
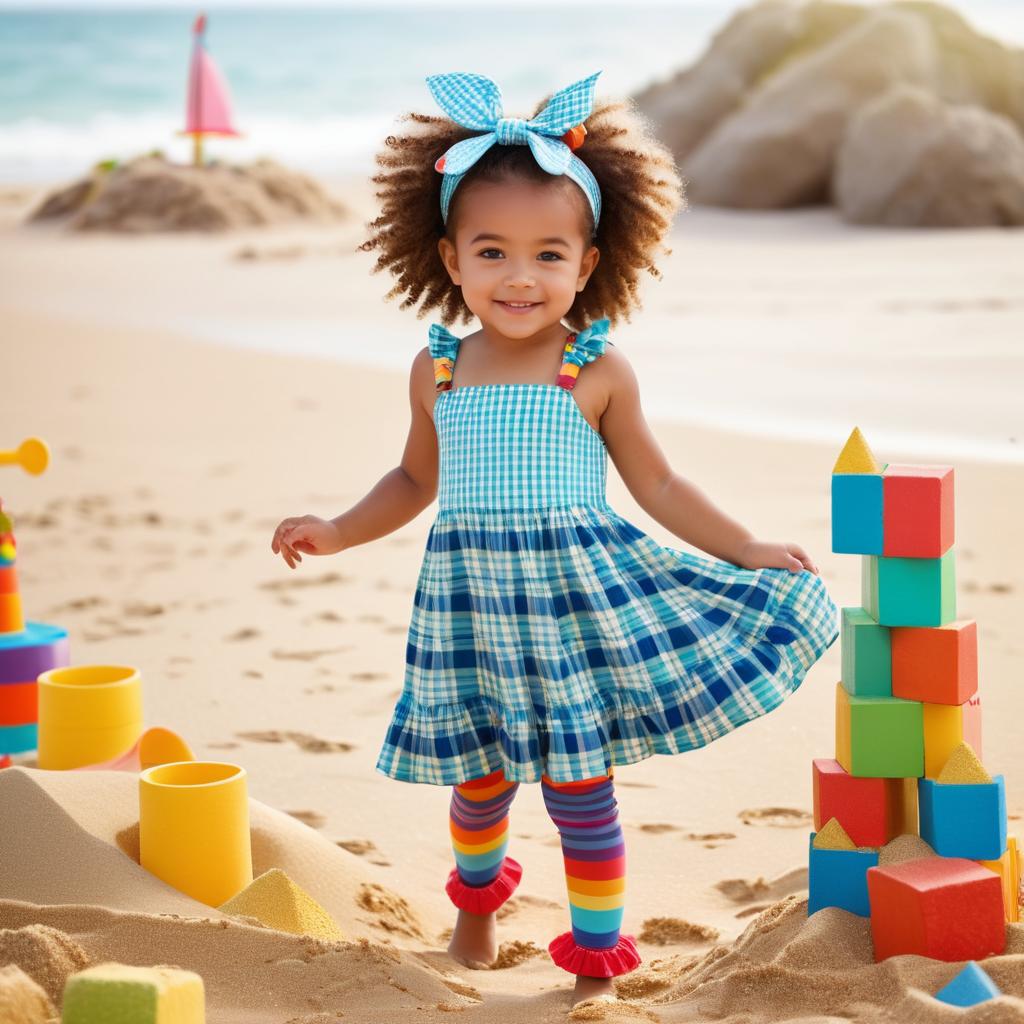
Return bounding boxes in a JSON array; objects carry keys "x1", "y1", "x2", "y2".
[{"x1": 140, "y1": 761, "x2": 254, "y2": 907}]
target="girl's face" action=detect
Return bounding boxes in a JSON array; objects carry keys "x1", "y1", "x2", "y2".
[{"x1": 437, "y1": 177, "x2": 600, "y2": 341}]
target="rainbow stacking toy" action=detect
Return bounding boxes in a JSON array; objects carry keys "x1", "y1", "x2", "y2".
[
  {"x1": 0, "y1": 438, "x2": 69, "y2": 759},
  {"x1": 808, "y1": 427, "x2": 1020, "y2": 963}
]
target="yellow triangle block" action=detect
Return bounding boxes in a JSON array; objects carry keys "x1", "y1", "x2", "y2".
[
  {"x1": 938, "y1": 742, "x2": 992, "y2": 784},
  {"x1": 813, "y1": 817, "x2": 857, "y2": 850},
  {"x1": 833, "y1": 427, "x2": 882, "y2": 474},
  {"x1": 219, "y1": 868, "x2": 344, "y2": 941}
]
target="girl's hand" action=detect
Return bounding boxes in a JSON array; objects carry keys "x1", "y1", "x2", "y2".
[
  {"x1": 738, "y1": 539, "x2": 818, "y2": 575},
  {"x1": 271, "y1": 515, "x2": 343, "y2": 569}
]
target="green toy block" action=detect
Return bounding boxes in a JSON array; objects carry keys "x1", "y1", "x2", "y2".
[
  {"x1": 835, "y1": 682, "x2": 924, "y2": 778},
  {"x1": 61, "y1": 963, "x2": 205, "y2": 1023},
  {"x1": 840, "y1": 607, "x2": 891, "y2": 697},
  {"x1": 861, "y1": 550, "x2": 956, "y2": 627}
]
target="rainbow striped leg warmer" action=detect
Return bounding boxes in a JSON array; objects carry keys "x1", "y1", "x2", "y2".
[
  {"x1": 446, "y1": 766, "x2": 523, "y2": 914},
  {"x1": 540, "y1": 770, "x2": 641, "y2": 978}
]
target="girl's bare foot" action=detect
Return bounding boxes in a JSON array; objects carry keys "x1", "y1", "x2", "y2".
[
  {"x1": 572, "y1": 974, "x2": 616, "y2": 1006},
  {"x1": 447, "y1": 907, "x2": 498, "y2": 968}
]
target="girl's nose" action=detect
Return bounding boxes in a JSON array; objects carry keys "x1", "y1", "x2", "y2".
[{"x1": 504, "y1": 266, "x2": 535, "y2": 288}]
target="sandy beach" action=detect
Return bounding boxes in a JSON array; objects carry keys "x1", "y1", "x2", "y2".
[{"x1": 1, "y1": 168, "x2": 1023, "y2": 1021}]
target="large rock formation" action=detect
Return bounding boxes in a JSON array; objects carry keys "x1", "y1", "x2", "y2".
[
  {"x1": 633, "y1": 0, "x2": 1024, "y2": 225},
  {"x1": 834, "y1": 83, "x2": 1024, "y2": 226}
]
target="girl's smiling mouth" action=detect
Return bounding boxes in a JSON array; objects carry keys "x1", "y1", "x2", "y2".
[{"x1": 496, "y1": 300, "x2": 542, "y2": 313}]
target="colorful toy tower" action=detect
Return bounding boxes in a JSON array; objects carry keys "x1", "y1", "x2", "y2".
[
  {"x1": 808, "y1": 427, "x2": 1020, "y2": 962},
  {"x1": 0, "y1": 438, "x2": 70, "y2": 759}
]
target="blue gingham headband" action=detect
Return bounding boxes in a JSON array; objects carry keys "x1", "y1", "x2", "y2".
[{"x1": 426, "y1": 71, "x2": 603, "y2": 230}]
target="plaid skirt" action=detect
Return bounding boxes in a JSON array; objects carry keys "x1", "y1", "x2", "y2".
[{"x1": 375, "y1": 504, "x2": 839, "y2": 786}]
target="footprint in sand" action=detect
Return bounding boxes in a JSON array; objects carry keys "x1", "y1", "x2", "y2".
[
  {"x1": 356, "y1": 883, "x2": 426, "y2": 940},
  {"x1": 638, "y1": 917, "x2": 720, "y2": 945},
  {"x1": 738, "y1": 807, "x2": 813, "y2": 828},
  {"x1": 226, "y1": 627, "x2": 261, "y2": 642},
  {"x1": 207, "y1": 741, "x2": 240, "y2": 750},
  {"x1": 270, "y1": 647, "x2": 349, "y2": 662},
  {"x1": 335, "y1": 838, "x2": 391, "y2": 867},
  {"x1": 636, "y1": 823, "x2": 679, "y2": 834},
  {"x1": 349, "y1": 671, "x2": 387, "y2": 682},
  {"x1": 286, "y1": 809, "x2": 326, "y2": 829},
  {"x1": 715, "y1": 865, "x2": 808, "y2": 904},
  {"x1": 235, "y1": 730, "x2": 354, "y2": 754},
  {"x1": 260, "y1": 572, "x2": 347, "y2": 592}
]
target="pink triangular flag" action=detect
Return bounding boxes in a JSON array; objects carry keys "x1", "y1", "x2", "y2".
[{"x1": 184, "y1": 13, "x2": 239, "y2": 136}]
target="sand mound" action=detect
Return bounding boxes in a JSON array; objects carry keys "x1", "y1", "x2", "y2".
[
  {"x1": 3, "y1": 766, "x2": 1023, "y2": 1022},
  {"x1": 0, "y1": 963, "x2": 56, "y2": 1024},
  {"x1": 25, "y1": 154, "x2": 349, "y2": 233}
]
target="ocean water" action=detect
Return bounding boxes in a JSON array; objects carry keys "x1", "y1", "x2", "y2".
[{"x1": 2, "y1": 2, "x2": 1023, "y2": 184}]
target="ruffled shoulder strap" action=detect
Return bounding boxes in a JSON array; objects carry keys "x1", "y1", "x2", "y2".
[
  {"x1": 556, "y1": 317, "x2": 610, "y2": 391},
  {"x1": 428, "y1": 323, "x2": 462, "y2": 392}
]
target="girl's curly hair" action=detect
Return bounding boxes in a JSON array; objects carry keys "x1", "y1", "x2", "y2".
[{"x1": 358, "y1": 87, "x2": 687, "y2": 330}]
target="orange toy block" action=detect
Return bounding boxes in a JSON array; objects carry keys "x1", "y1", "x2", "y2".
[
  {"x1": 882, "y1": 464, "x2": 954, "y2": 557},
  {"x1": 923, "y1": 698, "x2": 983, "y2": 779},
  {"x1": 978, "y1": 836, "x2": 1021, "y2": 923},
  {"x1": 891, "y1": 620, "x2": 977, "y2": 705},
  {"x1": 867, "y1": 856, "x2": 1005, "y2": 962},
  {"x1": 0, "y1": 680, "x2": 37, "y2": 726}
]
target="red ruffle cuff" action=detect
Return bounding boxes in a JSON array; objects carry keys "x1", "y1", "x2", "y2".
[
  {"x1": 445, "y1": 856, "x2": 523, "y2": 915},
  {"x1": 548, "y1": 931, "x2": 642, "y2": 978}
]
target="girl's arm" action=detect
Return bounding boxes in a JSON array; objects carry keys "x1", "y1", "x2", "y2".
[
  {"x1": 329, "y1": 347, "x2": 439, "y2": 551},
  {"x1": 597, "y1": 347, "x2": 816, "y2": 573}
]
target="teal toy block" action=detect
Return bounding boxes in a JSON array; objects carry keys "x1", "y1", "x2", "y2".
[
  {"x1": 935, "y1": 961, "x2": 1001, "y2": 1007},
  {"x1": 840, "y1": 607, "x2": 891, "y2": 697},
  {"x1": 0, "y1": 721, "x2": 37, "y2": 754},
  {"x1": 861, "y1": 550, "x2": 956, "y2": 627},
  {"x1": 836, "y1": 683, "x2": 924, "y2": 778},
  {"x1": 919, "y1": 775, "x2": 1007, "y2": 860},
  {"x1": 808, "y1": 832, "x2": 879, "y2": 916},
  {"x1": 832, "y1": 473, "x2": 883, "y2": 555}
]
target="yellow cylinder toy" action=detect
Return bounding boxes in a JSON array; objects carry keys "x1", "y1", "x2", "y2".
[
  {"x1": 37, "y1": 664, "x2": 143, "y2": 770},
  {"x1": 139, "y1": 761, "x2": 253, "y2": 907}
]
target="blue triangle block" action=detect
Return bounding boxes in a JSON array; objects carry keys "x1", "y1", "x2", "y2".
[{"x1": 934, "y1": 961, "x2": 1001, "y2": 1008}]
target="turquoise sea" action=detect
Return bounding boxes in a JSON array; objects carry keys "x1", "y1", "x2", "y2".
[{"x1": 2, "y1": 2, "x2": 1023, "y2": 183}]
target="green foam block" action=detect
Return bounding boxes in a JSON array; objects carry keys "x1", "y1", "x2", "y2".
[
  {"x1": 61, "y1": 963, "x2": 204, "y2": 1024},
  {"x1": 840, "y1": 607, "x2": 891, "y2": 697}
]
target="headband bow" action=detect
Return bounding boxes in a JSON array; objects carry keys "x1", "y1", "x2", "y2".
[{"x1": 426, "y1": 71, "x2": 603, "y2": 229}]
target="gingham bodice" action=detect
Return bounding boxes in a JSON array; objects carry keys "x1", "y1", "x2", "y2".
[{"x1": 429, "y1": 321, "x2": 612, "y2": 512}]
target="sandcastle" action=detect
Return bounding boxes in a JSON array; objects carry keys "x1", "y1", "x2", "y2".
[{"x1": 808, "y1": 426, "x2": 1019, "y2": 1004}]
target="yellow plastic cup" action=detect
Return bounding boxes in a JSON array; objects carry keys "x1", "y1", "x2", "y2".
[
  {"x1": 139, "y1": 761, "x2": 253, "y2": 907},
  {"x1": 37, "y1": 664, "x2": 143, "y2": 770}
]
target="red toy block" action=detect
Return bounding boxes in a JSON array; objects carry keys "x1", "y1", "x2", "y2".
[
  {"x1": 0, "y1": 754, "x2": 11, "y2": 769},
  {"x1": 892, "y1": 620, "x2": 977, "y2": 705},
  {"x1": 813, "y1": 758, "x2": 916, "y2": 847},
  {"x1": 867, "y1": 856, "x2": 1005, "y2": 962},
  {"x1": 882, "y1": 464, "x2": 954, "y2": 558}
]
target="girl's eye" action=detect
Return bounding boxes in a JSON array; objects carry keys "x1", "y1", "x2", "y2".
[{"x1": 477, "y1": 249, "x2": 563, "y2": 261}]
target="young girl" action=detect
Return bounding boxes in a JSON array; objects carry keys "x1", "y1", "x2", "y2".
[{"x1": 271, "y1": 70, "x2": 839, "y2": 1008}]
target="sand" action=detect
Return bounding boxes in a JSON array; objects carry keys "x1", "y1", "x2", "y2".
[{"x1": 0, "y1": 174, "x2": 1022, "y2": 1022}]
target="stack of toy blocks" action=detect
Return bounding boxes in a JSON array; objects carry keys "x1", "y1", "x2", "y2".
[
  {"x1": 0, "y1": 497, "x2": 69, "y2": 758},
  {"x1": 808, "y1": 427, "x2": 1019, "y2": 963}
]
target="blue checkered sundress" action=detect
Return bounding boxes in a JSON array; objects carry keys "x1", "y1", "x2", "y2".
[{"x1": 375, "y1": 323, "x2": 839, "y2": 786}]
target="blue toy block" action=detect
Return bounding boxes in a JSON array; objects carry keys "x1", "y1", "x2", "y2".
[
  {"x1": 840, "y1": 607, "x2": 891, "y2": 697},
  {"x1": 0, "y1": 721, "x2": 37, "y2": 754},
  {"x1": 807, "y1": 832, "x2": 880, "y2": 917},
  {"x1": 934, "y1": 961, "x2": 1001, "y2": 1007},
  {"x1": 862, "y1": 550, "x2": 957, "y2": 627},
  {"x1": 832, "y1": 474, "x2": 883, "y2": 555},
  {"x1": 919, "y1": 775, "x2": 1007, "y2": 860}
]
